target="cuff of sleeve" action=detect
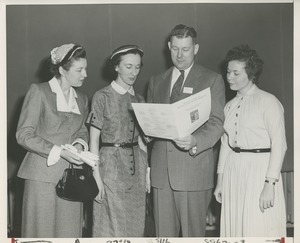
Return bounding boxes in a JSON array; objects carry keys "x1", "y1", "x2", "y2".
[
  {"x1": 265, "y1": 172, "x2": 280, "y2": 181},
  {"x1": 138, "y1": 136, "x2": 148, "y2": 153},
  {"x1": 72, "y1": 138, "x2": 88, "y2": 151},
  {"x1": 217, "y1": 169, "x2": 224, "y2": 174},
  {"x1": 217, "y1": 165, "x2": 225, "y2": 174},
  {"x1": 266, "y1": 170, "x2": 281, "y2": 181},
  {"x1": 47, "y1": 145, "x2": 63, "y2": 167},
  {"x1": 189, "y1": 146, "x2": 197, "y2": 156},
  {"x1": 144, "y1": 136, "x2": 153, "y2": 144}
]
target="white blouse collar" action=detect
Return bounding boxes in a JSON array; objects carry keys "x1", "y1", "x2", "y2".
[
  {"x1": 111, "y1": 80, "x2": 135, "y2": 96},
  {"x1": 49, "y1": 77, "x2": 81, "y2": 114},
  {"x1": 236, "y1": 84, "x2": 257, "y2": 98}
]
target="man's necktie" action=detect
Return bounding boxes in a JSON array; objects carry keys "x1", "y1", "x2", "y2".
[{"x1": 170, "y1": 70, "x2": 185, "y2": 103}]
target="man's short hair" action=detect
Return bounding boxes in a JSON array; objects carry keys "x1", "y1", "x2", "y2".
[{"x1": 169, "y1": 24, "x2": 197, "y2": 42}]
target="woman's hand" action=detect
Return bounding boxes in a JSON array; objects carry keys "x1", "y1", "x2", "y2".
[
  {"x1": 214, "y1": 184, "x2": 222, "y2": 203},
  {"x1": 93, "y1": 165, "x2": 106, "y2": 203},
  {"x1": 94, "y1": 178, "x2": 105, "y2": 203},
  {"x1": 214, "y1": 174, "x2": 223, "y2": 203},
  {"x1": 259, "y1": 181, "x2": 275, "y2": 213},
  {"x1": 73, "y1": 143, "x2": 84, "y2": 153},
  {"x1": 60, "y1": 149, "x2": 84, "y2": 165}
]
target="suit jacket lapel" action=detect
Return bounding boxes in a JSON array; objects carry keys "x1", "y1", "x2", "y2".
[
  {"x1": 178, "y1": 64, "x2": 199, "y2": 100},
  {"x1": 158, "y1": 64, "x2": 207, "y2": 104},
  {"x1": 180, "y1": 63, "x2": 208, "y2": 99},
  {"x1": 159, "y1": 67, "x2": 173, "y2": 104}
]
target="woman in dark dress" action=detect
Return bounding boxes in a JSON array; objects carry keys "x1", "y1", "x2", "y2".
[{"x1": 87, "y1": 45, "x2": 149, "y2": 237}]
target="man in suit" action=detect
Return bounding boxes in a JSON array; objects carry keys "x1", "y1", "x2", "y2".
[{"x1": 147, "y1": 24, "x2": 225, "y2": 237}]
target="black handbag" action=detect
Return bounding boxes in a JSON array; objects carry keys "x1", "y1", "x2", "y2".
[{"x1": 56, "y1": 164, "x2": 99, "y2": 202}]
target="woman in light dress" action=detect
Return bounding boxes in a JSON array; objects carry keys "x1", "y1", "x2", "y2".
[{"x1": 214, "y1": 44, "x2": 287, "y2": 237}]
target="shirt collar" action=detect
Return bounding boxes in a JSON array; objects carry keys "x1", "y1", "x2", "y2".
[
  {"x1": 173, "y1": 62, "x2": 194, "y2": 79},
  {"x1": 170, "y1": 63, "x2": 194, "y2": 96},
  {"x1": 236, "y1": 83, "x2": 257, "y2": 98},
  {"x1": 49, "y1": 77, "x2": 80, "y2": 114},
  {"x1": 111, "y1": 80, "x2": 135, "y2": 96}
]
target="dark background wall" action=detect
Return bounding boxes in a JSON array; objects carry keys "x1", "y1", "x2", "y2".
[{"x1": 7, "y1": 3, "x2": 293, "y2": 179}]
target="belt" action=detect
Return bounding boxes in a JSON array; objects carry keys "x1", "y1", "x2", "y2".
[
  {"x1": 101, "y1": 142, "x2": 138, "y2": 148},
  {"x1": 230, "y1": 146, "x2": 271, "y2": 153},
  {"x1": 225, "y1": 132, "x2": 271, "y2": 153}
]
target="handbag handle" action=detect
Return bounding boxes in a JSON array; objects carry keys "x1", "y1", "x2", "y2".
[
  {"x1": 68, "y1": 163, "x2": 93, "y2": 177},
  {"x1": 69, "y1": 163, "x2": 75, "y2": 176}
]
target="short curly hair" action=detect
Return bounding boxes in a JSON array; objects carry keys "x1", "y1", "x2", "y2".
[{"x1": 225, "y1": 44, "x2": 264, "y2": 83}]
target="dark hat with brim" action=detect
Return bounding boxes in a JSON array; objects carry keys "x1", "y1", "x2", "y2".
[{"x1": 110, "y1": 45, "x2": 144, "y2": 59}]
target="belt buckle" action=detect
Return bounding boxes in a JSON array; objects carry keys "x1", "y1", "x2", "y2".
[
  {"x1": 114, "y1": 143, "x2": 121, "y2": 148},
  {"x1": 114, "y1": 142, "x2": 127, "y2": 148},
  {"x1": 234, "y1": 147, "x2": 241, "y2": 153}
]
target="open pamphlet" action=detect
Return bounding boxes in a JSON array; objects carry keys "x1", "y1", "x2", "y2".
[
  {"x1": 61, "y1": 144, "x2": 99, "y2": 167},
  {"x1": 132, "y1": 87, "x2": 211, "y2": 139}
]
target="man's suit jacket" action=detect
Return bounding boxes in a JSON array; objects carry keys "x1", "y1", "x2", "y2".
[
  {"x1": 16, "y1": 81, "x2": 89, "y2": 184},
  {"x1": 147, "y1": 63, "x2": 225, "y2": 191}
]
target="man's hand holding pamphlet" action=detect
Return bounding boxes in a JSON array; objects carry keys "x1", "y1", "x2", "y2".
[{"x1": 132, "y1": 87, "x2": 211, "y2": 139}]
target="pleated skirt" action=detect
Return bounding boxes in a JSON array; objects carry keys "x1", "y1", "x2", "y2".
[
  {"x1": 220, "y1": 152, "x2": 286, "y2": 237},
  {"x1": 21, "y1": 179, "x2": 83, "y2": 238}
]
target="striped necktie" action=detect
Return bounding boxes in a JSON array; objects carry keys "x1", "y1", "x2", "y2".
[{"x1": 170, "y1": 70, "x2": 185, "y2": 103}]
